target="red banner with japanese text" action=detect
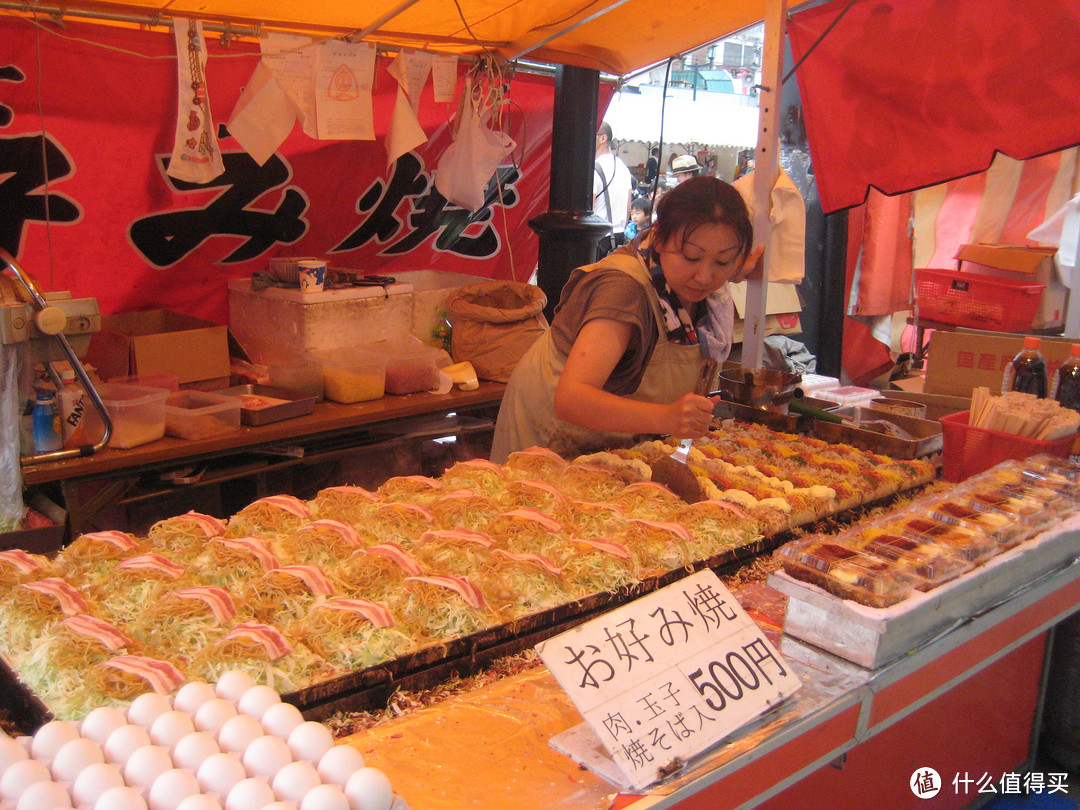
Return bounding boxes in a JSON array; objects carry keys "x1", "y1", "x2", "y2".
[{"x1": 0, "y1": 16, "x2": 564, "y2": 324}]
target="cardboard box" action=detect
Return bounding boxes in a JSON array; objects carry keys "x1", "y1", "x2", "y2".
[
  {"x1": 924, "y1": 329, "x2": 1077, "y2": 398},
  {"x1": 86, "y1": 310, "x2": 230, "y2": 386},
  {"x1": 955, "y1": 243, "x2": 1066, "y2": 330},
  {"x1": 729, "y1": 281, "x2": 802, "y2": 344}
]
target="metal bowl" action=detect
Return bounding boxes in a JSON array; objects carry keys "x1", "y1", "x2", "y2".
[{"x1": 717, "y1": 367, "x2": 802, "y2": 409}]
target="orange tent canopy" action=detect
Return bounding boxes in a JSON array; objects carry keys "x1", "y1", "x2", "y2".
[{"x1": 1, "y1": 0, "x2": 812, "y2": 75}]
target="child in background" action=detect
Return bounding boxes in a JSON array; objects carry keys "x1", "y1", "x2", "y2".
[{"x1": 624, "y1": 196, "x2": 652, "y2": 240}]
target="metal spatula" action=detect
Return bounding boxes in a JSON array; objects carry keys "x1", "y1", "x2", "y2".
[{"x1": 647, "y1": 357, "x2": 719, "y2": 503}]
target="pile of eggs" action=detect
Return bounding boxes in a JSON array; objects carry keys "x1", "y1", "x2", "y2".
[{"x1": 0, "y1": 670, "x2": 398, "y2": 810}]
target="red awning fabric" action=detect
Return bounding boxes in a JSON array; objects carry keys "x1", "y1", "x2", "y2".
[{"x1": 788, "y1": 0, "x2": 1080, "y2": 214}]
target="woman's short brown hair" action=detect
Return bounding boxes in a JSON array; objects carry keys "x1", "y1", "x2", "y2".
[{"x1": 651, "y1": 176, "x2": 753, "y2": 261}]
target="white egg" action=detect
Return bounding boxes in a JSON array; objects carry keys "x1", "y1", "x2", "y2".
[
  {"x1": 150, "y1": 711, "x2": 196, "y2": 750},
  {"x1": 272, "y1": 760, "x2": 321, "y2": 803},
  {"x1": 214, "y1": 671, "x2": 256, "y2": 703},
  {"x1": 95, "y1": 785, "x2": 150, "y2": 810},
  {"x1": 80, "y1": 707, "x2": 129, "y2": 744},
  {"x1": 241, "y1": 735, "x2": 293, "y2": 780},
  {"x1": 259, "y1": 702, "x2": 304, "y2": 739},
  {"x1": 344, "y1": 767, "x2": 394, "y2": 810},
  {"x1": 224, "y1": 776, "x2": 275, "y2": 810},
  {"x1": 215, "y1": 714, "x2": 263, "y2": 754},
  {"x1": 123, "y1": 744, "x2": 173, "y2": 788},
  {"x1": 0, "y1": 758, "x2": 51, "y2": 801},
  {"x1": 176, "y1": 796, "x2": 224, "y2": 810},
  {"x1": 194, "y1": 699, "x2": 238, "y2": 737},
  {"x1": 287, "y1": 721, "x2": 334, "y2": 764},
  {"x1": 71, "y1": 761, "x2": 125, "y2": 806},
  {"x1": 317, "y1": 745, "x2": 364, "y2": 785},
  {"x1": 264, "y1": 803, "x2": 295, "y2": 810},
  {"x1": 15, "y1": 778, "x2": 70, "y2": 810},
  {"x1": 52, "y1": 736, "x2": 105, "y2": 782},
  {"x1": 104, "y1": 724, "x2": 152, "y2": 764},
  {"x1": 196, "y1": 752, "x2": 246, "y2": 796},
  {"x1": 148, "y1": 767, "x2": 201, "y2": 810},
  {"x1": 301, "y1": 784, "x2": 351, "y2": 810},
  {"x1": 173, "y1": 731, "x2": 219, "y2": 771},
  {"x1": 236, "y1": 685, "x2": 280, "y2": 719},
  {"x1": 128, "y1": 693, "x2": 174, "y2": 728},
  {"x1": 0, "y1": 735, "x2": 29, "y2": 773},
  {"x1": 32, "y1": 719, "x2": 80, "y2": 759},
  {"x1": 173, "y1": 681, "x2": 217, "y2": 715}
]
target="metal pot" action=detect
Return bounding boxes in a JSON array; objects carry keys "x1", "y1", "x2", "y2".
[{"x1": 717, "y1": 367, "x2": 802, "y2": 410}]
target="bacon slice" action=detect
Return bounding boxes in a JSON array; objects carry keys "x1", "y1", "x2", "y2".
[
  {"x1": 0, "y1": 550, "x2": 46, "y2": 575},
  {"x1": 376, "y1": 502, "x2": 435, "y2": 522},
  {"x1": 698, "y1": 500, "x2": 749, "y2": 519},
  {"x1": 102, "y1": 655, "x2": 185, "y2": 694},
  {"x1": 115, "y1": 553, "x2": 186, "y2": 580},
  {"x1": 364, "y1": 543, "x2": 423, "y2": 576},
  {"x1": 572, "y1": 537, "x2": 635, "y2": 559},
  {"x1": 270, "y1": 565, "x2": 335, "y2": 597},
  {"x1": 21, "y1": 578, "x2": 89, "y2": 615},
  {"x1": 629, "y1": 518, "x2": 694, "y2": 544},
  {"x1": 436, "y1": 489, "x2": 478, "y2": 501},
  {"x1": 511, "y1": 446, "x2": 565, "y2": 464},
  {"x1": 454, "y1": 459, "x2": 502, "y2": 472},
  {"x1": 398, "y1": 475, "x2": 443, "y2": 489},
  {"x1": 510, "y1": 480, "x2": 566, "y2": 501},
  {"x1": 622, "y1": 481, "x2": 678, "y2": 498},
  {"x1": 500, "y1": 508, "x2": 563, "y2": 533},
  {"x1": 573, "y1": 500, "x2": 627, "y2": 517},
  {"x1": 405, "y1": 575, "x2": 486, "y2": 609},
  {"x1": 78, "y1": 530, "x2": 141, "y2": 552},
  {"x1": 59, "y1": 614, "x2": 133, "y2": 651},
  {"x1": 251, "y1": 495, "x2": 311, "y2": 518},
  {"x1": 180, "y1": 511, "x2": 227, "y2": 538},
  {"x1": 324, "y1": 485, "x2": 379, "y2": 501},
  {"x1": 213, "y1": 536, "x2": 280, "y2": 571},
  {"x1": 490, "y1": 549, "x2": 563, "y2": 577},
  {"x1": 219, "y1": 623, "x2": 293, "y2": 661},
  {"x1": 300, "y1": 519, "x2": 363, "y2": 546},
  {"x1": 417, "y1": 529, "x2": 496, "y2": 548},
  {"x1": 171, "y1": 587, "x2": 236, "y2": 624},
  {"x1": 316, "y1": 598, "x2": 395, "y2": 628}
]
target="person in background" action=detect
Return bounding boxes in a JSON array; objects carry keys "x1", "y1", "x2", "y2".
[
  {"x1": 645, "y1": 146, "x2": 660, "y2": 186},
  {"x1": 491, "y1": 176, "x2": 763, "y2": 462},
  {"x1": 624, "y1": 196, "x2": 652, "y2": 240},
  {"x1": 671, "y1": 154, "x2": 703, "y2": 184},
  {"x1": 593, "y1": 122, "x2": 634, "y2": 257}
]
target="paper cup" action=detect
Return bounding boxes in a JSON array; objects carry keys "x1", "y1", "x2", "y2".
[{"x1": 297, "y1": 260, "x2": 326, "y2": 293}]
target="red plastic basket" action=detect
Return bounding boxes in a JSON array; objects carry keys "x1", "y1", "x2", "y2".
[
  {"x1": 914, "y1": 268, "x2": 1044, "y2": 332},
  {"x1": 939, "y1": 410, "x2": 1074, "y2": 482}
]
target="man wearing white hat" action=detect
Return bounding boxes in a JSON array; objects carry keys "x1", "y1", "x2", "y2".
[{"x1": 671, "y1": 154, "x2": 703, "y2": 184}]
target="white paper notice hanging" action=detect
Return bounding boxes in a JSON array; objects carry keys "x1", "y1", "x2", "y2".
[
  {"x1": 228, "y1": 61, "x2": 298, "y2": 166},
  {"x1": 385, "y1": 51, "x2": 431, "y2": 167},
  {"x1": 537, "y1": 569, "x2": 801, "y2": 790},
  {"x1": 168, "y1": 18, "x2": 225, "y2": 183},
  {"x1": 260, "y1": 33, "x2": 318, "y2": 139},
  {"x1": 315, "y1": 39, "x2": 376, "y2": 140},
  {"x1": 430, "y1": 54, "x2": 459, "y2": 103}
]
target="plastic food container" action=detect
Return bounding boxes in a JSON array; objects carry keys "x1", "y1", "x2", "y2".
[
  {"x1": 775, "y1": 536, "x2": 919, "y2": 608},
  {"x1": 97, "y1": 383, "x2": 170, "y2": 449},
  {"x1": 815, "y1": 385, "x2": 880, "y2": 408},
  {"x1": 269, "y1": 360, "x2": 324, "y2": 401},
  {"x1": 844, "y1": 526, "x2": 973, "y2": 590},
  {"x1": 383, "y1": 343, "x2": 447, "y2": 395},
  {"x1": 797, "y1": 374, "x2": 841, "y2": 393},
  {"x1": 920, "y1": 496, "x2": 1027, "y2": 549},
  {"x1": 320, "y1": 350, "x2": 387, "y2": 403},
  {"x1": 883, "y1": 513, "x2": 999, "y2": 564},
  {"x1": 165, "y1": 391, "x2": 241, "y2": 440}
]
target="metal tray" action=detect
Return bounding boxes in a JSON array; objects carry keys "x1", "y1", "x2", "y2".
[
  {"x1": 811, "y1": 405, "x2": 943, "y2": 459},
  {"x1": 712, "y1": 396, "x2": 838, "y2": 434},
  {"x1": 216, "y1": 384, "x2": 317, "y2": 426}
]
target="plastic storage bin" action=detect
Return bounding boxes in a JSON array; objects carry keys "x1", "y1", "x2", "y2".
[
  {"x1": 268, "y1": 360, "x2": 324, "y2": 401},
  {"x1": 775, "y1": 535, "x2": 919, "y2": 608},
  {"x1": 939, "y1": 410, "x2": 1075, "y2": 482},
  {"x1": 814, "y1": 385, "x2": 880, "y2": 408},
  {"x1": 319, "y1": 350, "x2": 387, "y2": 403},
  {"x1": 914, "y1": 268, "x2": 1044, "y2": 332},
  {"x1": 165, "y1": 391, "x2": 241, "y2": 440},
  {"x1": 97, "y1": 383, "x2": 170, "y2": 448},
  {"x1": 382, "y1": 343, "x2": 448, "y2": 395}
]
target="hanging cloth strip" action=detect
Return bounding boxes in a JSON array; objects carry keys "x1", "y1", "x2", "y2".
[{"x1": 168, "y1": 18, "x2": 225, "y2": 183}]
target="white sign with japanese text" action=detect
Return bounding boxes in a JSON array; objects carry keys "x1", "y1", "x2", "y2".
[{"x1": 537, "y1": 569, "x2": 801, "y2": 790}]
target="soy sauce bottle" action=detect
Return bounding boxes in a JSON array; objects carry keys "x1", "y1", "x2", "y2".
[
  {"x1": 1052, "y1": 344, "x2": 1080, "y2": 413},
  {"x1": 1002, "y1": 335, "x2": 1048, "y2": 397}
]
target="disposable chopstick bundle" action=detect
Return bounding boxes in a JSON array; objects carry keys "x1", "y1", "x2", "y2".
[{"x1": 967, "y1": 387, "x2": 1080, "y2": 440}]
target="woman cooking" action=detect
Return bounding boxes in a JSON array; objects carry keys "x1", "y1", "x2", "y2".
[{"x1": 491, "y1": 176, "x2": 762, "y2": 463}]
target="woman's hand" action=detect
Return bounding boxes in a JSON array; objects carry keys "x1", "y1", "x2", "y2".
[
  {"x1": 664, "y1": 393, "x2": 716, "y2": 438},
  {"x1": 731, "y1": 244, "x2": 765, "y2": 284}
]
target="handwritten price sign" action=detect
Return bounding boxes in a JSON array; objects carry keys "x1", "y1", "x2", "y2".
[{"x1": 537, "y1": 569, "x2": 801, "y2": 790}]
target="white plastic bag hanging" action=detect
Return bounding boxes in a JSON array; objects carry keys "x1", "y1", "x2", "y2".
[{"x1": 434, "y1": 66, "x2": 515, "y2": 212}]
